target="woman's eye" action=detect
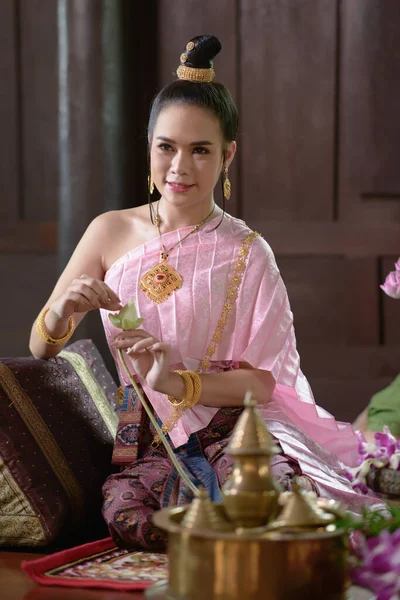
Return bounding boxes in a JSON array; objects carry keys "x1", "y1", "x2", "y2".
[
  {"x1": 193, "y1": 147, "x2": 209, "y2": 154},
  {"x1": 158, "y1": 143, "x2": 173, "y2": 151}
]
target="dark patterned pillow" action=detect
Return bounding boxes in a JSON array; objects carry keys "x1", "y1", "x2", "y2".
[{"x1": 0, "y1": 339, "x2": 118, "y2": 547}]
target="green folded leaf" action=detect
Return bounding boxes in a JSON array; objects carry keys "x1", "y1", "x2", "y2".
[{"x1": 108, "y1": 298, "x2": 144, "y2": 331}]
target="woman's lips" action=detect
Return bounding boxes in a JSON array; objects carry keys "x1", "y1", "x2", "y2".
[{"x1": 167, "y1": 182, "x2": 195, "y2": 192}]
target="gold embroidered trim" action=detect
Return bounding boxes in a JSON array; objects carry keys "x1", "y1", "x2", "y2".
[
  {"x1": 0, "y1": 363, "x2": 85, "y2": 525},
  {"x1": 118, "y1": 412, "x2": 141, "y2": 423},
  {"x1": 154, "y1": 231, "x2": 260, "y2": 442},
  {"x1": 59, "y1": 350, "x2": 118, "y2": 438},
  {"x1": 111, "y1": 448, "x2": 140, "y2": 458},
  {"x1": 45, "y1": 547, "x2": 119, "y2": 576},
  {"x1": 0, "y1": 456, "x2": 47, "y2": 545},
  {"x1": 198, "y1": 231, "x2": 260, "y2": 374}
]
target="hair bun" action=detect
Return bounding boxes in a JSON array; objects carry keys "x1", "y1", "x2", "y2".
[{"x1": 179, "y1": 35, "x2": 222, "y2": 69}]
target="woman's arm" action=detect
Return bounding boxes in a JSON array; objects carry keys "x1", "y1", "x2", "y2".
[
  {"x1": 114, "y1": 329, "x2": 275, "y2": 407},
  {"x1": 160, "y1": 365, "x2": 275, "y2": 407},
  {"x1": 29, "y1": 213, "x2": 121, "y2": 359}
]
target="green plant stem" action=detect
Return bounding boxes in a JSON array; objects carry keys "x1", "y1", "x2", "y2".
[{"x1": 117, "y1": 349, "x2": 198, "y2": 496}]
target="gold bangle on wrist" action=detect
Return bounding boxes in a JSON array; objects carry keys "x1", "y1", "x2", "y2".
[
  {"x1": 167, "y1": 370, "x2": 194, "y2": 407},
  {"x1": 160, "y1": 370, "x2": 203, "y2": 437},
  {"x1": 35, "y1": 307, "x2": 75, "y2": 345},
  {"x1": 188, "y1": 371, "x2": 202, "y2": 405}
]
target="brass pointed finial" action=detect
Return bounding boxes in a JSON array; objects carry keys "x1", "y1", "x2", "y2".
[
  {"x1": 243, "y1": 387, "x2": 256, "y2": 407},
  {"x1": 267, "y1": 479, "x2": 336, "y2": 531},
  {"x1": 221, "y1": 389, "x2": 282, "y2": 527},
  {"x1": 181, "y1": 487, "x2": 232, "y2": 532},
  {"x1": 224, "y1": 388, "x2": 279, "y2": 456}
]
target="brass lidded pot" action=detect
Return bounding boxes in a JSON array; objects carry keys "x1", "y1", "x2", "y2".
[{"x1": 146, "y1": 392, "x2": 348, "y2": 600}]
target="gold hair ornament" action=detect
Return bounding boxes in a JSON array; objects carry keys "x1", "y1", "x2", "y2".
[
  {"x1": 36, "y1": 307, "x2": 75, "y2": 345},
  {"x1": 176, "y1": 65, "x2": 215, "y2": 83}
]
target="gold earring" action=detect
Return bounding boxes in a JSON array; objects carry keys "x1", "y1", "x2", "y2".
[
  {"x1": 148, "y1": 174, "x2": 154, "y2": 195},
  {"x1": 223, "y1": 167, "x2": 231, "y2": 201}
]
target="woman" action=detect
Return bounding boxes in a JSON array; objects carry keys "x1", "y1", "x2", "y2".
[{"x1": 30, "y1": 35, "x2": 380, "y2": 550}]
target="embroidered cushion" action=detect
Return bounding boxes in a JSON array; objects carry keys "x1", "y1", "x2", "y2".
[{"x1": 0, "y1": 339, "x2": 118, "y2": 547}]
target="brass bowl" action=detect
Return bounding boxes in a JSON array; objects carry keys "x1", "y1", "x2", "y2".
[{"x1": 148, "y1": 505, "x2": 348, "y2": 600}]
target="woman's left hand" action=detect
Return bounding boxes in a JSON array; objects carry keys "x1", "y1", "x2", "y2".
[{"x1": 112, "y1": 329, "x2": 171, "y2": 392}]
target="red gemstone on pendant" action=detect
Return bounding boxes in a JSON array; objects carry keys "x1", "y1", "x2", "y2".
[{"x1": 156, "y1": 274, "x2": 165, "y2": 281}]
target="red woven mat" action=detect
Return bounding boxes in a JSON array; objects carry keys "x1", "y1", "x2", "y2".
[{"x1": 22, "y1": 536, "x2": 168, "y2": 590}]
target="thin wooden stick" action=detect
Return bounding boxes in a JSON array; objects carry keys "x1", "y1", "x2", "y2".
[{"x1": 117, "y1": 349, "x2": 198, "y2": 496}]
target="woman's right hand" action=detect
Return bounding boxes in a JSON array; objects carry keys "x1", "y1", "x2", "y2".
[{"x1": 49, "y1": 274, "x2": 122, "y2": 319}]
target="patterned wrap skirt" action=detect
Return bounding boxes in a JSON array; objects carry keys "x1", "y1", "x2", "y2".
[{"x1": 102, "y1": 387, "x2": 314, "y2": 550}]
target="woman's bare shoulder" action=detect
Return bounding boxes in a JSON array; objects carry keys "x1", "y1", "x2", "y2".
[
  {"x1": 92, "y1": 206, "x2": 140, "y2": 227},
  {"x1": 93, "y1": 205, "x2": 157, "y2": 271}
]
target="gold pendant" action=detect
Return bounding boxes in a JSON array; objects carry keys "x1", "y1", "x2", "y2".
[{"x1": 139, "y1": 261, "x2": 183, "y2": 304}]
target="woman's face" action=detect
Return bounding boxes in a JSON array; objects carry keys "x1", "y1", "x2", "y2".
[{"x1": 150, "y1": 104, "x2": 236, "y2": 210}]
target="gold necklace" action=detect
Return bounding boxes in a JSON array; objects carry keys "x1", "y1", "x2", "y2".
[{"x1": 139, "y1": 202, "x2": 215, "y2": 304}]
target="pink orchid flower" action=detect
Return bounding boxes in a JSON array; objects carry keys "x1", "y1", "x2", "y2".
[
  {"x1": 381, "y1": 258, "x2": 400, "y2": 299},
  {"x1": 345, "y1": 428, "x2": 400, "y2": 493},
  {"x1": 351, "y1": 529, "x2": 400, "y2": 599}
]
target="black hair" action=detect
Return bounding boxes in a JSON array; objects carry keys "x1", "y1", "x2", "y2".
[{"x1": 147, "y1": 35, "x2": 238, "y2": 224}]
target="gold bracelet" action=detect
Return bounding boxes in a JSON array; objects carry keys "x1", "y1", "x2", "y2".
[
  {"x1": 188, "y1": 371, "x2": 202, "y2": 405},
  {"x1": 159, "y1": 370, "x2": 202, "y2": 437},
  {"x1": 167, "y1": 370, "x2": 194, "y2": 407},
  {"x1": 35, "y1": 307, "x2": 75, "y2": 345}
]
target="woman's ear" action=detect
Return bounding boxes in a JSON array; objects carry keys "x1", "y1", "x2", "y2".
[{"x1": 224, "y1": 141, "x2": 237, "y2": 169}]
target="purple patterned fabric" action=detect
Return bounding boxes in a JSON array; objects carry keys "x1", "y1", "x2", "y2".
[
  {"x1": 102, "y1": 389, "x2": 313, "y2": 550},
  {"x1": 0, "y1": 339, "x2": 118, "y2": 547}
]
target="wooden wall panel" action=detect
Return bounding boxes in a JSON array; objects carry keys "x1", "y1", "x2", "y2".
[
  {"x1": 0, "y1": 255, "x2": 57, "y2": 357},
  {"x1": 249, "y1": 220, "x2": 400, "y2": 256},
  {"x1": 277, "y1": 256, "x2": 346, "y2": 344},
  {"x1": 19, "y1": 0, "x2": 58, "y2": 221},
  {"x1": 240, "y1": 0, "x2": 337, "y2": 222},
  {"x1": 339, "y1": 0, "x2": 400, "y2": 222},
  {"x1": 345, "y1": 258, "x2": 379, "y2": 345},
  {"x1": 309, "y1": 377, "x2": 393, "y2": 423},
  {"x1": 278, "y1": 256, "x2": 379, "y2": 349},
  {"x1": 0, "y1": 221, "x2": 56, "y2": 253},
  {"x1": 156, "y1": 0, "x2": 240, "y2": 216},
  {"x1": 0, "y1": 0, "x2": 19, "y2": 221},
  {"x1": 300, "y1": 345, "x2": 400, "y2": 379}
]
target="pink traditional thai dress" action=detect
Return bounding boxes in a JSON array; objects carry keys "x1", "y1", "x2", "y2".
[{"x1": 100, "y1": 213, "x2": 378, "y2": 550}]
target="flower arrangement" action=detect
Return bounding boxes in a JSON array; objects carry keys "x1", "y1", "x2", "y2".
[
  {"x1": 337, "y1": 506, "x2": 400, "y2": 600},
  {"x1": 345, "y1": 427, "x2": 400, "y2": 494},
  {"x1": 341, "y1": 427, "x2": 400, "y2": 598},
  {"x1": 334, "y1": 260, "x2": 400, "y2": 598}
]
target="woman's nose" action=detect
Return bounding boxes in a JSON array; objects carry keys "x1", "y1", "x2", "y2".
[{"x1": 171, "y1": 151, "x2": 189, "y2": 174}]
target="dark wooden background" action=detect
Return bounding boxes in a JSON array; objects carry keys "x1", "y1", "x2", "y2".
[{"x1": 1, "y1": 0, "x2": 399, "y2": 422}]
